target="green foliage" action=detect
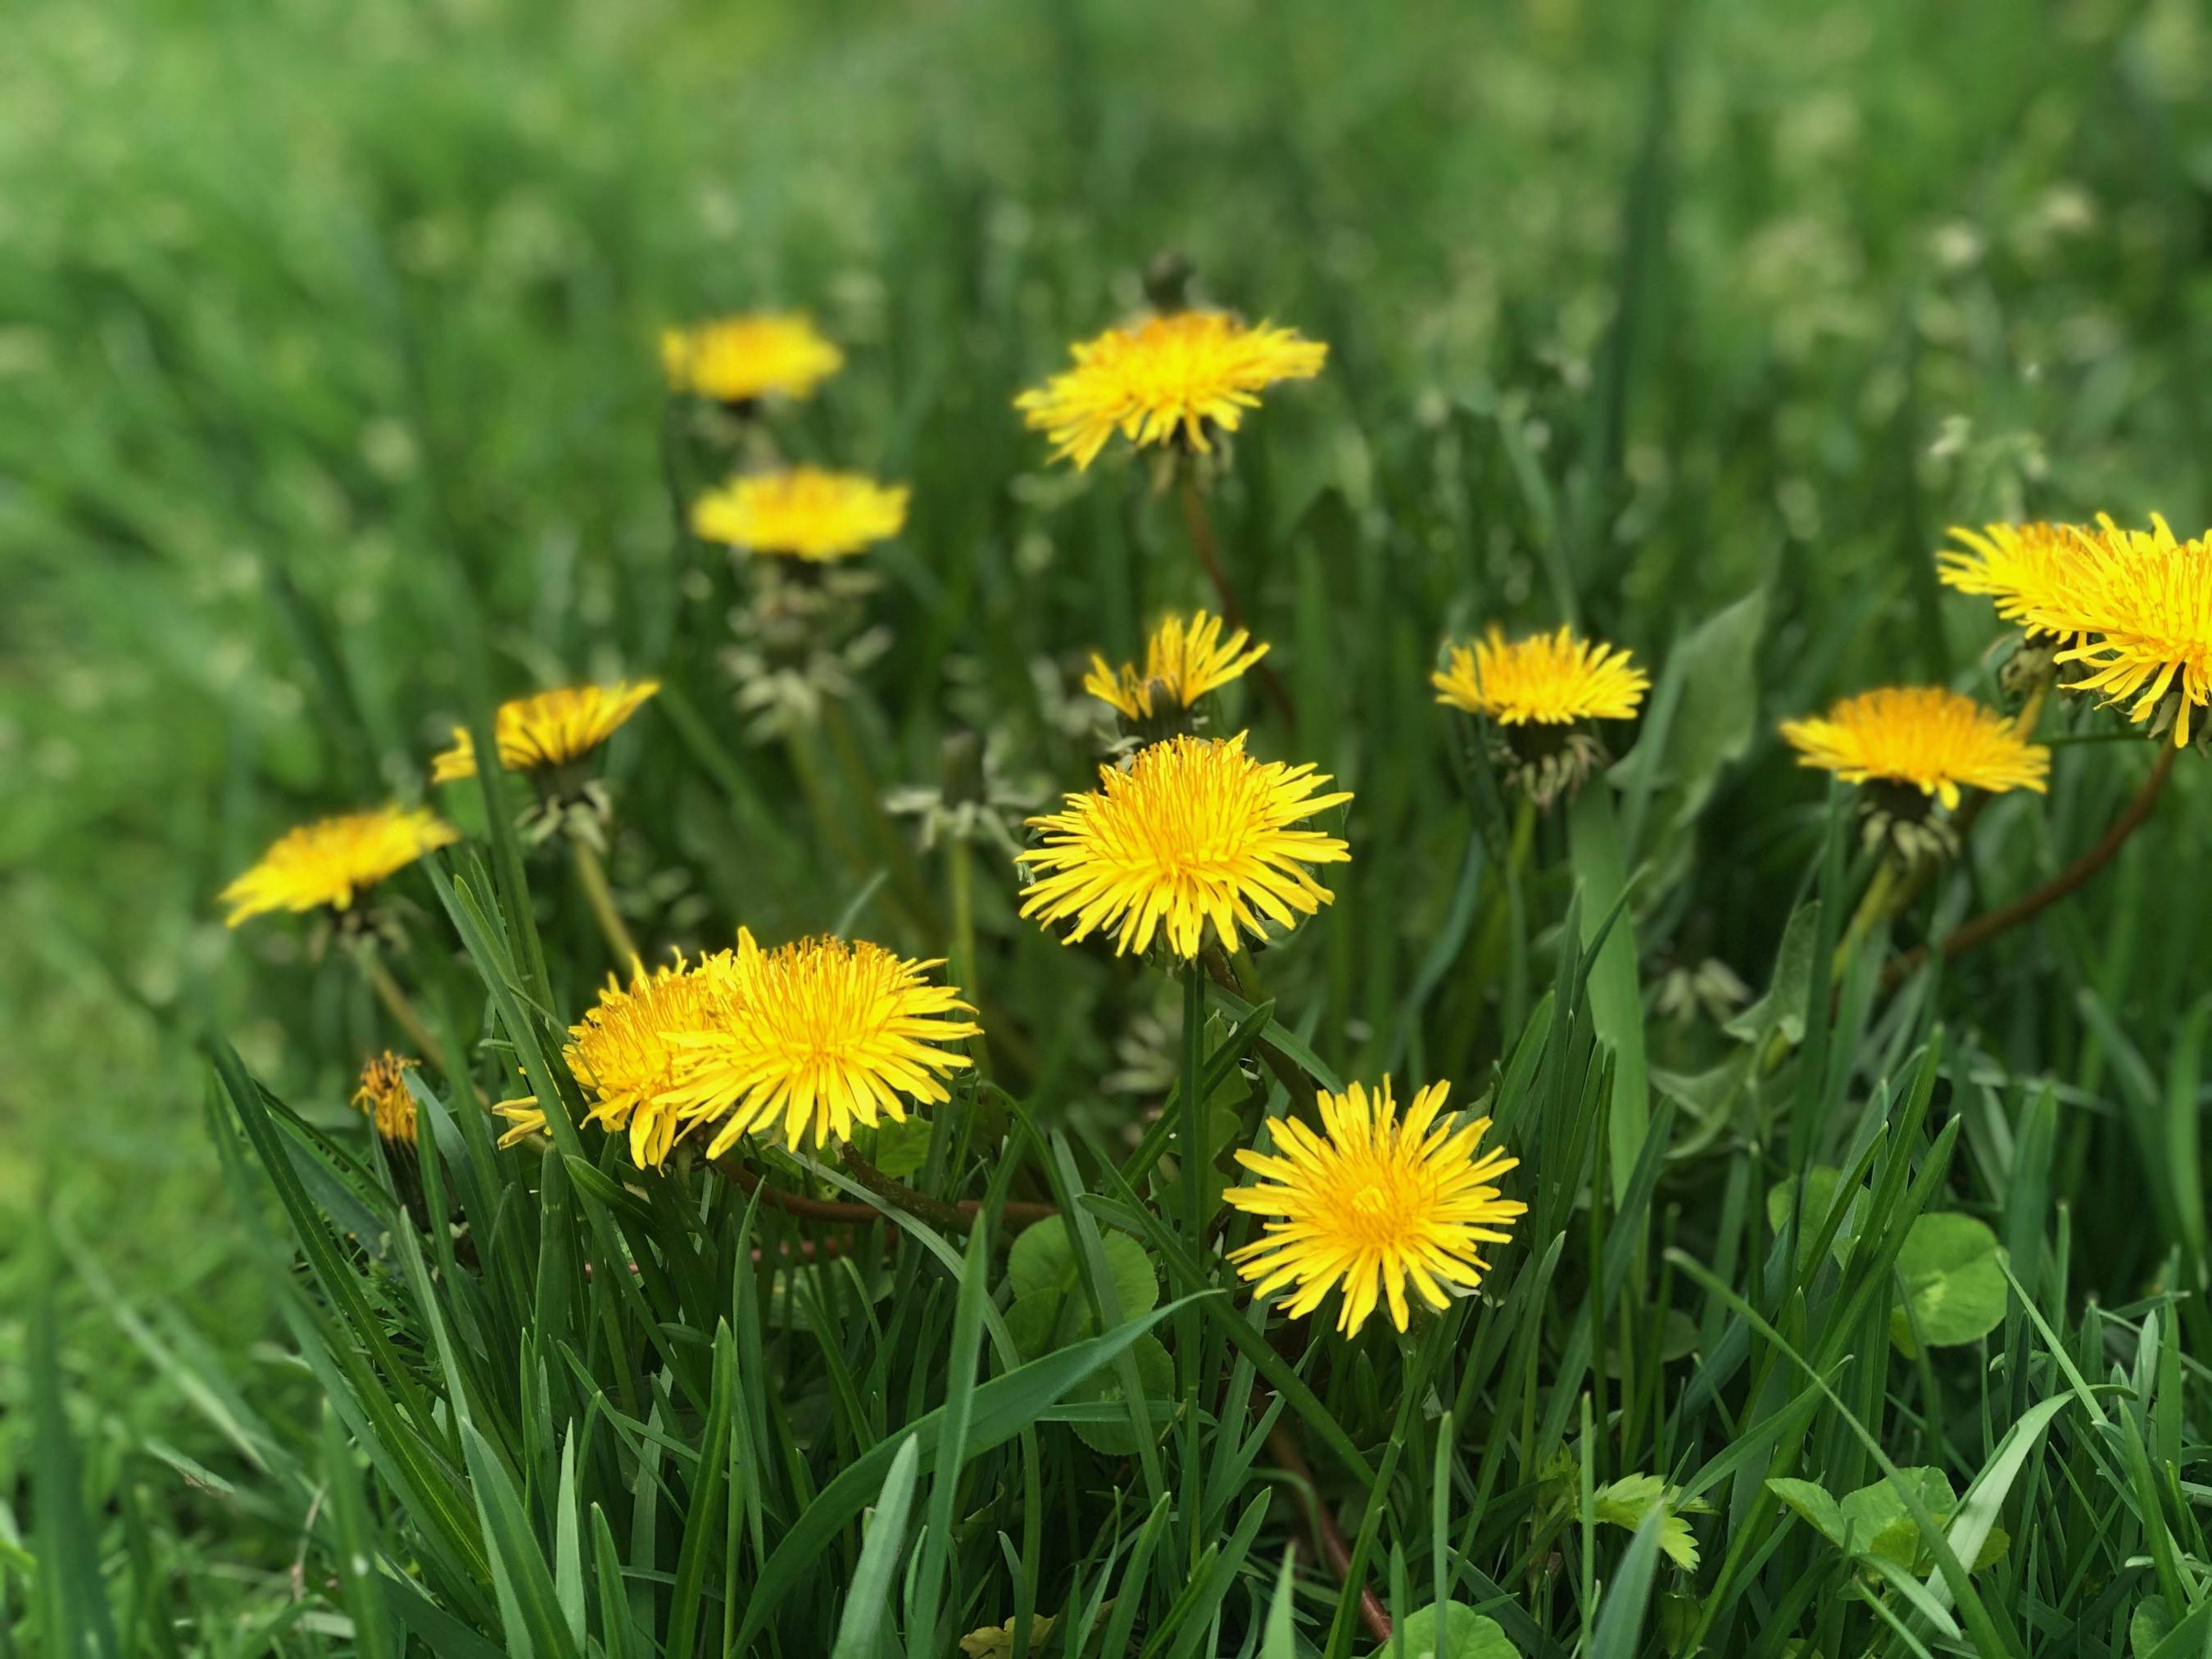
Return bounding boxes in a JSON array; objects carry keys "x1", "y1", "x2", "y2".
[{"x1": 8, "y1": 0, "x2": 2212, "y2": 1652}]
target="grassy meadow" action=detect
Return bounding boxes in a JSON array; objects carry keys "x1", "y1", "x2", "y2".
[{"x1": 5, "y1": 0, "x2": 2212, "y2": 1652}]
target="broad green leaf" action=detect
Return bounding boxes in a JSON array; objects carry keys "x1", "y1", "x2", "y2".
[
  {"x1": 1008, "y1": 1217, "x2": 1158, "y2": 1321},
  {"x1": 1374, "y1": 1603, "x2": 1517, "y2": 1659},
  {"x1": 1838, "y1": 1466, "x2": 1956, "y2": 1569},
  {"x1": 2133, "y1": 1597, "x2": 2173, "y2": 1658},
  {"x1": 868, "y1": 1116, "x2": 936, "y2": 1180},
  {"x1": 1765, "y1": 1167, "x2": 1863, "y2": 1271},
  {"x1": 1891, "y1": 1213, "x2": 2008, "y2": 1353},
  {"x1": 1765, "y1": 1477, "x2": 1847, "y2": 1549}
]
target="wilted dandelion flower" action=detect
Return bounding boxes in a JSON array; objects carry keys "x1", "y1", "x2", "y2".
[
  {"x1": 2038, "y1": 516, "x2": 2212, "y2": 746},
  {"x1": 1432, "y1": 625, "x2": 1648, "y2": 805},
  {"x1": 354, "y1": 1052, "x2": 419, "y2": 1146},
  {"x1": 1017, "y1": 732, "x2": 1352, "y2": 959},
  {"x1": 1085, "y1": 610, "x2": 1269, "y2": 727},
  {"x1": 660, "y1": 312, "x2": 843, "y2": 405},
  {"x1": 220, "y1": 806, "x2": 460, "y2": 926},
  {"x1": 1016, "y1": 311, "x2": 1327, "y2": 469},
  {"x1": 668, "y1": 929, "x2": 979, "y2": 1155},
  {"x1": 1224, "y1": 1079, "x2": 1524, "y2": 1337},
  {"x1": 430, "y1": 681, "x2": 660, "y2": 782},
  {"x1": 494, "y1": 951, "x2": 737, "y2": 1168},
  {"x1": 691, "y1": 467, "x2": 910, "y2": 561}
]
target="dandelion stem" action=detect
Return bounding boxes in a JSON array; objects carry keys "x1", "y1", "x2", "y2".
[
  {"x1": 353, "y1": 945, "x2": 451, "y2": 1076},
  {"x1": 1202, "y1": 946, "x2": 1317, "y2": 1113},
  {"x1": 569, "y1": 837, "x2": 641, "y2": 968},
  {"x1": 1267, "y1": 1416, "x2": 1393, "y2": 1645},
  {"x1": 1888, "y1": 741, "x2": 2178, "y2": 987},
  {"x1": 1176, "y1": 474, "x2": 1295, "y2": 722},
  {"x1": 945, "y1": 836, "x2": 992, "y2": 1077},
  {"x1": 1177, "y1": 954, "x2": 1208, "y2": 1573}
]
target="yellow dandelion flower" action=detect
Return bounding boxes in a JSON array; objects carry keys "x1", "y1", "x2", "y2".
[
  {"x1": 220, "y1": 806, "x2": 460, "y2": 926},
  {"x1": 690, "y1": 467, "x2": 910, "y2": 561},
  {"x1": 1431, "y1": 625, "x2": 1649, "y2": 725},
  {"x1": 1015, "y1": 310, "x2": 1327, "y2": 470},
  {"x1": 1224, "y1": 1078, "x2": 1525, "y2": 1337},
  {"x1": 1085, "y1": 610, "x2": 1270, "y2": 721},
  {"x1": 494, "y1": 951, "x2": 738, "y2": 1167},
  {"x1": 430, "y1": 681, "x2": 660, "y2": 783},
  {"x1": 1935, "y1": 521, "x2": 2085, "y2": 639},
  {"x1": 665, "y1": 929, "x2": 979, "y2": 1156},
  {"x1": 1779, "y1": 687, "x2": 2050, "y2": 809},
  {"x1": 1017, "y1": 732, "x2": 1352, "y2": 959},
  {"x1": 660, "y1": 312, "x2": 843, "y2": 404},
  {"x1": 353, "y1": 1052, "x2": 420, "y2": 1146},
  {"x1": 2038, "y1": 516, "x2": 2212, "y2": 746}
]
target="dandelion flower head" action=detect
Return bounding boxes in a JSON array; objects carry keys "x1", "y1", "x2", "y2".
[
  {"x1": 1431, "y1": 625, "x2": 1649, "y2": 726},
  {"x1": 666, "y1": 929, "x2": 979, "y2": 1156},
  {"x1": 354, "y1": 1053, "x2": 420, "y2": 1146},
  {"x1": 1085, "y1": 610, "x2": 1270, "y2": 721},
  {"x1": 1018, "y1": 732, "x2": 1352, "y2": 959},
  {"x1": 1016, "y1": 310, "x2": 1326, "y2": 470},
  {"x1": 1936, "y1": 521, "x2": 2085, "y2": 640},
  {"x1": 2038, "y1": 515, "x2": 2212, "y2": 746},
  {"x1": 690, "y1": 467, "x2": 910, "y2": 561},
  {"x1": 1779, "y1": 686, "x2": 2050, "y2": 809},
  {"x1": 1225, "y1": 1078, "x2": 1525, "y2": 1337},
  {"x1": 220, "y1": 806, "x2": 460, "y2": 926},
  {"x1": 660, "y1": 312, "x2": 843, "y2": 404},
  {"x1": 431, "y1": 681, "x2": 660, "y2": 783},
  {"x1": 494, "y1": 951, "x2": 739, "y2": 1168}
]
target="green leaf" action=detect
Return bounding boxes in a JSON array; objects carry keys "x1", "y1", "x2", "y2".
[
  {"x1": 459, "y1": 1421, "x2": 583, "y2": 1659},
  {"x1": 1067, "y1": 1334, "x2": 1173, "y2": 1456},
  {"x1": 2132, "y1": 1597, "x2": 2173, "y2": 1658},
  {"x1": 1765, "y1": 1477, "x2": 1847, "y2": 1551},
  {"x1": 868, "y1": 1116, "x2": 936, "y2": 1180},
  {"x1": 1568, "y1": 782, "x2": 1648, "y2": 1196},
  {"x1": 1838, "y1": 1466, "x2": 1957, "y2": 1570},
  {"x1": 1764, "y1": 1167, "x2": 1863, "y2": 1271},
  {"x1": 320, "y1": 1403, "x2": 399, "y2": 1659},
  {"x1": 1374, "y1": 1603, "x2": 1517, "y2": 1659},
  {"x1": 829, "y1": 1435, "x2": 921, "y2": 1659},
  {"x1": 732, "y1": 1297, "x2": 1194, "y2": 1652},
  {"x1": 1591, "y1": 1475, "x2": 1701, "y2": 1571},
  {"x1": 1623, "y1": 586, "x2": 1766, "y2": 834},
  {"x1": 1008, "y1": 1217, "x2": 1158, "y2": 1321},
  {"x1": 1725, "y1": 900, "x2": 1820, "y2": 1047},
  {"x1": 1890, "y1": 1213, "x2": 2009, "y2": 1353}
]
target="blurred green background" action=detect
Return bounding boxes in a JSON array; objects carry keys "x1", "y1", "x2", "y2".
[{"x1": 4, "y1": 0, "x2": 2210, "y2": 1635}]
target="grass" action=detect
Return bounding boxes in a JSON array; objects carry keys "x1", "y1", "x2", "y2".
[{"x1": 4, "y1": 0, "x2": 2211, "y2": 1652}]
